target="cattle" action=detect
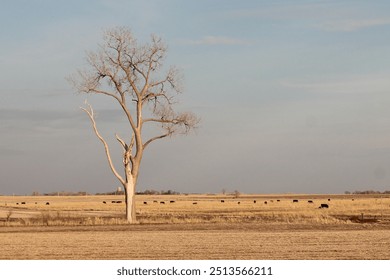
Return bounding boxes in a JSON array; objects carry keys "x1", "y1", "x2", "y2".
[
  {"x1": 193, "y1": 202, "x2": 198, "y2": 205},
  {"x1": 153, "y1": 200, "x2": 158, "y2": 203},
  {"x1": 270, "y1": 200, "x2": 274, "y2": 203},
  {"x1": 237, "y1": 202, "x2": 241, "y2": 204},
  {"x1": 143, "y1": 201, "x2": 147, "y2": 205},
  {"x1": 116, "y1": 201, "x2": 122, "y2": 204},
  {"x1": 111, "y1": 201, "x2": 116, "y2": 203},
  {"x1": 21, "y1": 202, "x2": 26, "y2": 205},
  {"x1": 35, "y1": 202, "x2": 37, "y2": 205},
  {"x1": 170, "y1": 200, "x2": 175, "y2": 203},
  {"x1": 308, "y1": 200, "x2": 313, "y2": 203},
  {"x1": 46, "y1": 202, "x2": 50, "y2": 205},
  {"x1": 328, "y1": 198, "x2": 331, "y2": 201},
  {"x1": 103, "y1": 201, "x2": 106, "y2": 204},
  {"x1": 16, "y1": 203, "x2": 19, "y2": 205},
  {"x1": 293, "y1": 199, "x2": 299, "y2": 203},
  {"x1": 253, "y1": 200, "x2": 256, "y2": 203},
  {"x1": 221, "y1": 200, "x2": 225, "y2": 203},
  {"x1": 352, "y1": 199, "x2": 355, "y2": 201},
  {"x1": 277, "y1": 200, "x2": 281, "y2": 202},
  {"x1": 319, "y1": 203, "x2": 329, "y2": 208},
  {"x1": 264, "y1": 201, "x2": 267, "y2": 204},
  {"x1": 160, "y1": 201, "x2": 165, "y2": 204}
]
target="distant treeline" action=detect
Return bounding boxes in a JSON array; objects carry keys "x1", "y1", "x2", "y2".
[
  {"x1": 96, "y1": 189, "x2": 180, "y2": 195},
  {"x1": 345, "y1": 190, "x2": 390, "y2": 195},
  {"x1": 32, "y1": 191, "x2": 90, "y2": 196},
  {"x1": 136, "y1": 189, "x2": 180, "y2": 195}
]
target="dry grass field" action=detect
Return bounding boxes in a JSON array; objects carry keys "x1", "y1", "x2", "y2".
[{"x1": 1, "y1": 194, "x2": 390, "y2": 259}]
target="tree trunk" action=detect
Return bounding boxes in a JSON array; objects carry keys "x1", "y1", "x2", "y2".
[{"x1": 125, "y1": 181, "x2": 136, "y2": 223}]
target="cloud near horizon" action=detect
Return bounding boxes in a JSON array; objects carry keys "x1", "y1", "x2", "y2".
[{"x1": 318, "y1": 18, "x2": 390, "y2": 32}]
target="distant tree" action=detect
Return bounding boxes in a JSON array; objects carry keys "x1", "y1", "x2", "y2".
[{"x1": 69, "y1": 27, "x2": 199, "y2": 223}]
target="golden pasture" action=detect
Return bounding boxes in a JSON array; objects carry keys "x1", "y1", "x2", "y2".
[
  {"x1": 0, "y1": 194, "x2": 390, "y2": 259},
  {"x1": 1, "y1": 194, "x2": 389, "y2": 225}
]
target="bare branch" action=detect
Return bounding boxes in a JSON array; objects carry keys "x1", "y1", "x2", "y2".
[
  {"x1": 115, "y1": 133, "x2": 128, "y2": 152},
  {"x1": 81, "y1": 101, "x2": 125, "y2": 186},
  {"x1": 143, "y1": 132, "x2": 171, "y2": 150}
]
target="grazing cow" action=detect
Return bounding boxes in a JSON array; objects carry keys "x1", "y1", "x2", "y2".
[
  {"x1": 193, "y1": 202, "x2": 198, "y2": 205},
  {"x1": 160, "y1": 201, "x2": 165, "y2": 204},
  {"x1": 352, "y1": 199, "x2": 355, "y2": 201},
  {"x1": 264, "y1": 201, "x2": 267, "y2": 204},
  {"x1": 111, "y1": 201, "x2": 116, "y2": 203},
  {"x1": 328, "y1": 198, "x2": 331, "y2": 201},
  {"x1": 277, "y1": 200, "x2": 280, "y2": 202},
  {"x1": 319, "y1": 203, "x2": 329, "y2": 208},
  {"x1": 293, "y1": 199, "x2": 299, "y2": 203},
  {"x1": 116, "y1": 201, "x2": 122, "y2": 203},
  {"x1": 221, "y1": 200, "x2": 225, "y2": 203},
  {"x1": 308, "y1": 200, "x2": 313, "y2": 203},
  {"x1": 35, "y1": 202, "x2": 37, "y2": 205},
  {"x1": 21, "y1": 202, "x2": 26, "y2": 205},
  {"x1": 46, "y1": 202, "x2": 50, "y2": 205},
  {"x1": 253, "y1": 200, "x2": 256, "y2": 203},
  {"x1": 103, "y1": 201, "x2": 106, "y2": 204},
  {"x1": 16, "y1": 203, "x2": 19, "y2": 205},
  {"x1": 238, "y1": 202, "x2": 241, "y2": 204},
  {"x1": 153, "y1": 200, "x2": 158, "y2": 203},
  {"x1": 170, "y1": 200, "x2": 175, "y2": 203},
  {"x1": 143, "y1": 201, "x2": 147, "y2": 205},
  {"x1": 270, "y1": 200, "x2": 274, "y2": 203}
]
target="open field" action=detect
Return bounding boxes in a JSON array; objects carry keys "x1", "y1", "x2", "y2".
[{"x1": 1, "y1": 194, "x2": 390, "y2": 259}]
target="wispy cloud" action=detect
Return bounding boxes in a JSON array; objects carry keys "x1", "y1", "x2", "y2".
[
  {"x1": 179, "y1": 36, "x2": 250, "y2": 46},
  {"x1": 318, "y1": 18, "x2": 390, "y2": 32}
]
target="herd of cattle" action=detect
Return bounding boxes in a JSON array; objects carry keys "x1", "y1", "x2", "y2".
[
  {"x1": 10, "y1": 198, "x2": 332, "y2": 209},
  {"x1": 137, "y1": 198, "x2": 332, "y2": 209}
]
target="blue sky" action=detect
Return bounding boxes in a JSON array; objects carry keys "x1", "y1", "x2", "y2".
[{"x1": 1, "y1": 0, "x2": 390, "y2": 195}]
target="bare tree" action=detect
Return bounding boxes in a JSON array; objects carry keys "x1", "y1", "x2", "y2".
[{"x1": 69, "y1": 27, "x2": 199, "y2": 223}]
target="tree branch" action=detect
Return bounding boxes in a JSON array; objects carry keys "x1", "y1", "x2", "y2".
[
  {"x1": 81, "y1": 101, "x2": 125, "y2": 186},
  {"x1": 143, "y1": 132, "x2": 171, "y2": 150}
]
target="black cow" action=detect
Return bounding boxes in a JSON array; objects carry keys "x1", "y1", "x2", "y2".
[{"x1": 319, "y1": 203, "x2": 329, "y2": 208}]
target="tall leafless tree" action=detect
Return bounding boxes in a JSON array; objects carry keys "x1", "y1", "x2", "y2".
[{"x1": 69, "y1": 27, "x2": 199, "y2": 223}]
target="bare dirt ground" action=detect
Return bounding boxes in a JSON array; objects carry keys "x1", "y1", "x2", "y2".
[{"x1": 1, "y1": 194, "x2": 390, "y2": 259}]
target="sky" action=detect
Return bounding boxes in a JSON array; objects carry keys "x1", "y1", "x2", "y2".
[{"x1": 1, "y1": 0, "x2": 390, "y2": 195}]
